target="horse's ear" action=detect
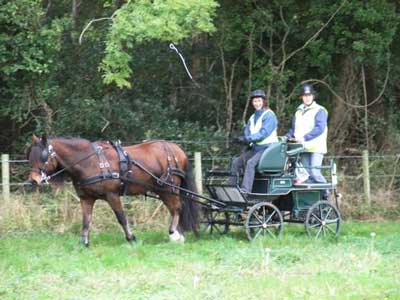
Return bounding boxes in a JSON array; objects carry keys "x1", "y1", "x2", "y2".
[
  {"x1": 32, "y1": 135, "x2": 40, "y2": 145},
  {"x1": 41, "y1": 134, "x2": 47, "y2": 146}
]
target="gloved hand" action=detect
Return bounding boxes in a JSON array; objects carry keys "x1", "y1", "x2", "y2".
[{"x1": 232, "y1": 136, "x2": 247, "y2": 144}]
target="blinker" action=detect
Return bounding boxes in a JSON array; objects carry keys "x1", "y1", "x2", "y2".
[
  {"x1": 40, "y1": 145, "x2": 54, "y2": 163},
  {"x1": 40, "y1": 149, "x2": 49, "y2": 163}
]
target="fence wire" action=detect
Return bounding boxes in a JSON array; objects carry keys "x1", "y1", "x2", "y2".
[{"x1": 3, "y1": 143, "x2": 400, "y2": 210}]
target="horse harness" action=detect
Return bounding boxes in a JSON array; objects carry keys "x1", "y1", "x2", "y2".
[{"x1": 76, "y1": 140, "x2": 185, "y2": 195}]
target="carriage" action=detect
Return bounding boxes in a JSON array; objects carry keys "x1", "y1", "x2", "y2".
[
  {"x1": 27, "y1": 135, "x2": 341, "y2": 245},
  {"x1": 200, "y1": 140, "x2": 342, "y2": 240}
]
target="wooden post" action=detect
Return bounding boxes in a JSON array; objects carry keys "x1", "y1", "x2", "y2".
[
  {"x1": 194, "y1": 152, "x2": 203, "y2": 195},
  {"x1": 362, "y1": 150, "x2": 371, "y2": 207},
  {"x1": 2, "y1": 154, "x2": 10, "y2": 203}
]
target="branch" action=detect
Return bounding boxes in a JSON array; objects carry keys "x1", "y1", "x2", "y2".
[
  {"x1": 301, "y1": 56, "x2": 390, "y2": 110},
  {"x1": 242, "y1": 26, "x2": 255, "y2": 125},
  {"x1": 277, "y1": 0, "x2": 347, "y2": 69},
  {"x1": 278, "y1": 5, "x2": 290, "y2": 72},
  {"x1": 79, "y1": 10, "x2": 118, "y2": 45}
]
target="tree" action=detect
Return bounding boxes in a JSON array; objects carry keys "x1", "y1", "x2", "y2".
[{"x1": 0, "y1": 0, "x2": 68, "y2": 150}]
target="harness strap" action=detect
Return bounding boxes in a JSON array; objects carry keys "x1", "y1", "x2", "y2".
[
  {"x1": 110, "y1": 140, "x2": 133, "y2": 195},
  {"x1": 92, "y1": 143, "x2": 111, "y2": 178},
  {"x1": 78, "y1": 172, "x2": 120, "y2": 186},
  {"x1": 159, "y1": 141, "x2": 185, "y2": 192},
  {"x1": 76, "y1": 142, "x2": 116, "y2": 187}
]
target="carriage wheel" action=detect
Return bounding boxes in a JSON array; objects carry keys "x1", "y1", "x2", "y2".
[
  {"x1": 245, "y1": 202, "x2": 283, "y2": 241},
  {"x1": 305, "y1": 200, "x2": 341, "y2": 238},
  {"x1": 200, "y1": 209, "x2": 230, "y2": 235}
]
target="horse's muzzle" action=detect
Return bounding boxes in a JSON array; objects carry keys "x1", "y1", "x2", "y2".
[{"x1": 25, "y1": 179, "x2": 36, "y2": 186}]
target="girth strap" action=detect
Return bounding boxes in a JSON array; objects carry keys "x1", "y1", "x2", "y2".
[
  {"x1": 110, "y1": 140, "x2": 133, "y2": 195},
  {"x1": 110, "y1": 140, "x2": 131, "y2": 175}
]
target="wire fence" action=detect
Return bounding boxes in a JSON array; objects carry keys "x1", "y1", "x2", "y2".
[{"x1": 2, "y1": 141, "x2": 400, "y2": 213}]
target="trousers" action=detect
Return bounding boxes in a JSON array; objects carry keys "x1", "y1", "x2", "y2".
[
  {"x1": 300, "y1": 152, "x2": 326, "y2": 183},
  {"x1": 229, "y1": 149, "x2": 264, "y2": 192},
  {"x1": 301, "y1": 152, "x2": 329, "y2": 199}
]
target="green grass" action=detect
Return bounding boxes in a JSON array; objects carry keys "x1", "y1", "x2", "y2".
[{"x1": 0, "y1": 222, "x2": 399, "y2": 300}]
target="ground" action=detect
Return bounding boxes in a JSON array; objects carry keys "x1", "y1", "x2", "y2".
[{"x1": 0, "y1": 221, "x2": 399, "y2": 300}]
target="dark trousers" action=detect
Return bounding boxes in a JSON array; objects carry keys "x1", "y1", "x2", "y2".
[{"x1": 229, "y1": 149, "x2": 264, "y2": 192}]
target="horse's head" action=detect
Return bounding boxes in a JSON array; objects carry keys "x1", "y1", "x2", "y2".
[{"x1": 26, "y1": 134, "x2": 60, "y2": 186}]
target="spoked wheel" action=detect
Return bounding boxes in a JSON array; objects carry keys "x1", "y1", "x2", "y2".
[
  {"x1": 305, "y1": 200, "x2": 341, "y2": 238},
  {"x1": 245, "y1": 202, "x2": 283, "y2": 241},
  {"x1": 200, "y1": 209, "x2": 230, "y2": 235}
]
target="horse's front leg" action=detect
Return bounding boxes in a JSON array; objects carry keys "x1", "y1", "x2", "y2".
[
  {"x1": 161, "y1": 193, "x2": 185, "y2": 243},
  {"x1": 106, "y1": 193, "x2": 136, "y2": 243},
  {"x1": 80, "y1": 197, "x2": 95, "y2": 247}
]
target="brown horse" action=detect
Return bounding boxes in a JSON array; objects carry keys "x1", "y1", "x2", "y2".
[{"x1": 26, "y1": 135, "x2": 199, "y2": 246}]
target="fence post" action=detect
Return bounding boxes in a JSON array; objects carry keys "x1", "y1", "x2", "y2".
[
  {"x1": 194, "y1": 152, "x2": 203, "y2": 195},
  {"x1": 362, "y1": 150, "x2": 371, "y2": 207},
  {"x1": 2, "y1": 154, "x2": 10, "y2": 203}
]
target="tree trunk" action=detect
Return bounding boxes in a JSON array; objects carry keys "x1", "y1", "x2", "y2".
[{"x1": 329, "y1": 55, "x2": 360, "y2": 153}]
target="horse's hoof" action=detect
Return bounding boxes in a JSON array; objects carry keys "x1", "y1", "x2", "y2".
[
  {"x1": 80, "y1": 239, "x2": 90, "y2": 247},
  {"x1": 169, "y1": 231, "x2": 185, "y2": 243},
  {"x1": 126, "y1": 235, "x2": 136, "y2": 243}
]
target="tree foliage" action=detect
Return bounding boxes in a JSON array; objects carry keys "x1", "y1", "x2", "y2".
[
  {"x1": 1, "y1": 0, "x2": 400, "y2": 155},
  {"x1": 101, "y1": 0, "x2": 218, "y2": 87}
]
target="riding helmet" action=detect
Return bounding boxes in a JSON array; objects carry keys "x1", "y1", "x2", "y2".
[
  {"x1": 300, "y1": 84, "x2": 315, "y2": 96},
  {"x1": 250, "y1": 89, "x2": 266, "y2": 99}
]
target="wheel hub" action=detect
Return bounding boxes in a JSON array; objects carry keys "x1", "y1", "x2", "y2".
[{"x1": 262, "y1": 223, "x2": 267, "y2": 229}]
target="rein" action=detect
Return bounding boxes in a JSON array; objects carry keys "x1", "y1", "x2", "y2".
[{"x1": 119, "y1": 160, "x2": 226, "y2": 207}]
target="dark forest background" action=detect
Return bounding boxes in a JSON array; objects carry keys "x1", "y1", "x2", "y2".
[{"x1": 1, "y1": 0, "x2": 400, "y2": 155}]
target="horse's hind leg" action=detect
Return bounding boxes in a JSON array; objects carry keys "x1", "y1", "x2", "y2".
[
  {"x1": 80, "y1": 197, "x2": 95, "y2": 247},
  {"x1": 160, "y1": 193, "x2": 185, "y2": 243},
  {"x1": 106, "y1": 193, "x2": 136, "y2": 243}
]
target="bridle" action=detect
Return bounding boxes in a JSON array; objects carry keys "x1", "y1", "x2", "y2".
[{"x1": 32, "y1": 143, "x2": 101, "y2": 184}]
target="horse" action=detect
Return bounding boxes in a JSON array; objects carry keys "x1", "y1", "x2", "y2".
[{"x1": 26, "y1": 135, "x2": 199, "y2": 246}]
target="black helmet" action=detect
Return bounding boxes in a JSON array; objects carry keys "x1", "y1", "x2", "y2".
[
  {"x1": 250, "y1": 89, "x2": 266, "y2": 99},
  {"x1": 300, "y1": 84, "x2": 315, "y2": 96}
]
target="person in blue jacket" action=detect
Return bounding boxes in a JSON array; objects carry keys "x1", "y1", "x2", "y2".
[
  {"x1": 229, "y1": 89, "x2": 278, "y2": 193},
  {"x1": 286, "y1": 84, "x2": 329, "y2": 199}
]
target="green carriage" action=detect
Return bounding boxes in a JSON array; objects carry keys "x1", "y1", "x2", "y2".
[{"x1": 202, "y1": 140, "x2": 342, "y2": 240}]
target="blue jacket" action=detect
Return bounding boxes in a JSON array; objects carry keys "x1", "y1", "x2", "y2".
[{"x1": 244, "y1": 109, "x2": 278, "y2": 152}]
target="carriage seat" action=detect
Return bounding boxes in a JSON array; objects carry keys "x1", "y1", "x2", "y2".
[
  {"x1": 257, "y1": 142, "x2": 288, "y2": 174},
  {"x1": 257, "y1": 142, "x2": 306, "y2": 174},
  {"x1": 286, "y1": 143, "x2": 305, "y2": 156}
]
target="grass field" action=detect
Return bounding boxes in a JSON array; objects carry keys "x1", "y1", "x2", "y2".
[{"x1": 1, "y1": 221, "x2": 399, "y2": 300}]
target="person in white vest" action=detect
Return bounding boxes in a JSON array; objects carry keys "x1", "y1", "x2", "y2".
[
  {"x1": 285, "y1": 84, "x2": 329, "y2": 199},
  {"x1": 229, "y1": 89, "x2": 278, "y2": 193}
]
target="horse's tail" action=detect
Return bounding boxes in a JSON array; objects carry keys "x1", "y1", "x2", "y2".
[{"x1": 179, "y1": 160, "x2": 200, "y2": 233}]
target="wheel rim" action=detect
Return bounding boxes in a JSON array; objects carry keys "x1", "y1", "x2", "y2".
[
  {"x1": 305, "y1": 201, "x2": 341, "y2": 238},
  {"x1": 245, "y1": 202, "x2": 283, "y2": 241},
  {"x1": 200, "y1": 209, "x2": 229, "y2": 235}
]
